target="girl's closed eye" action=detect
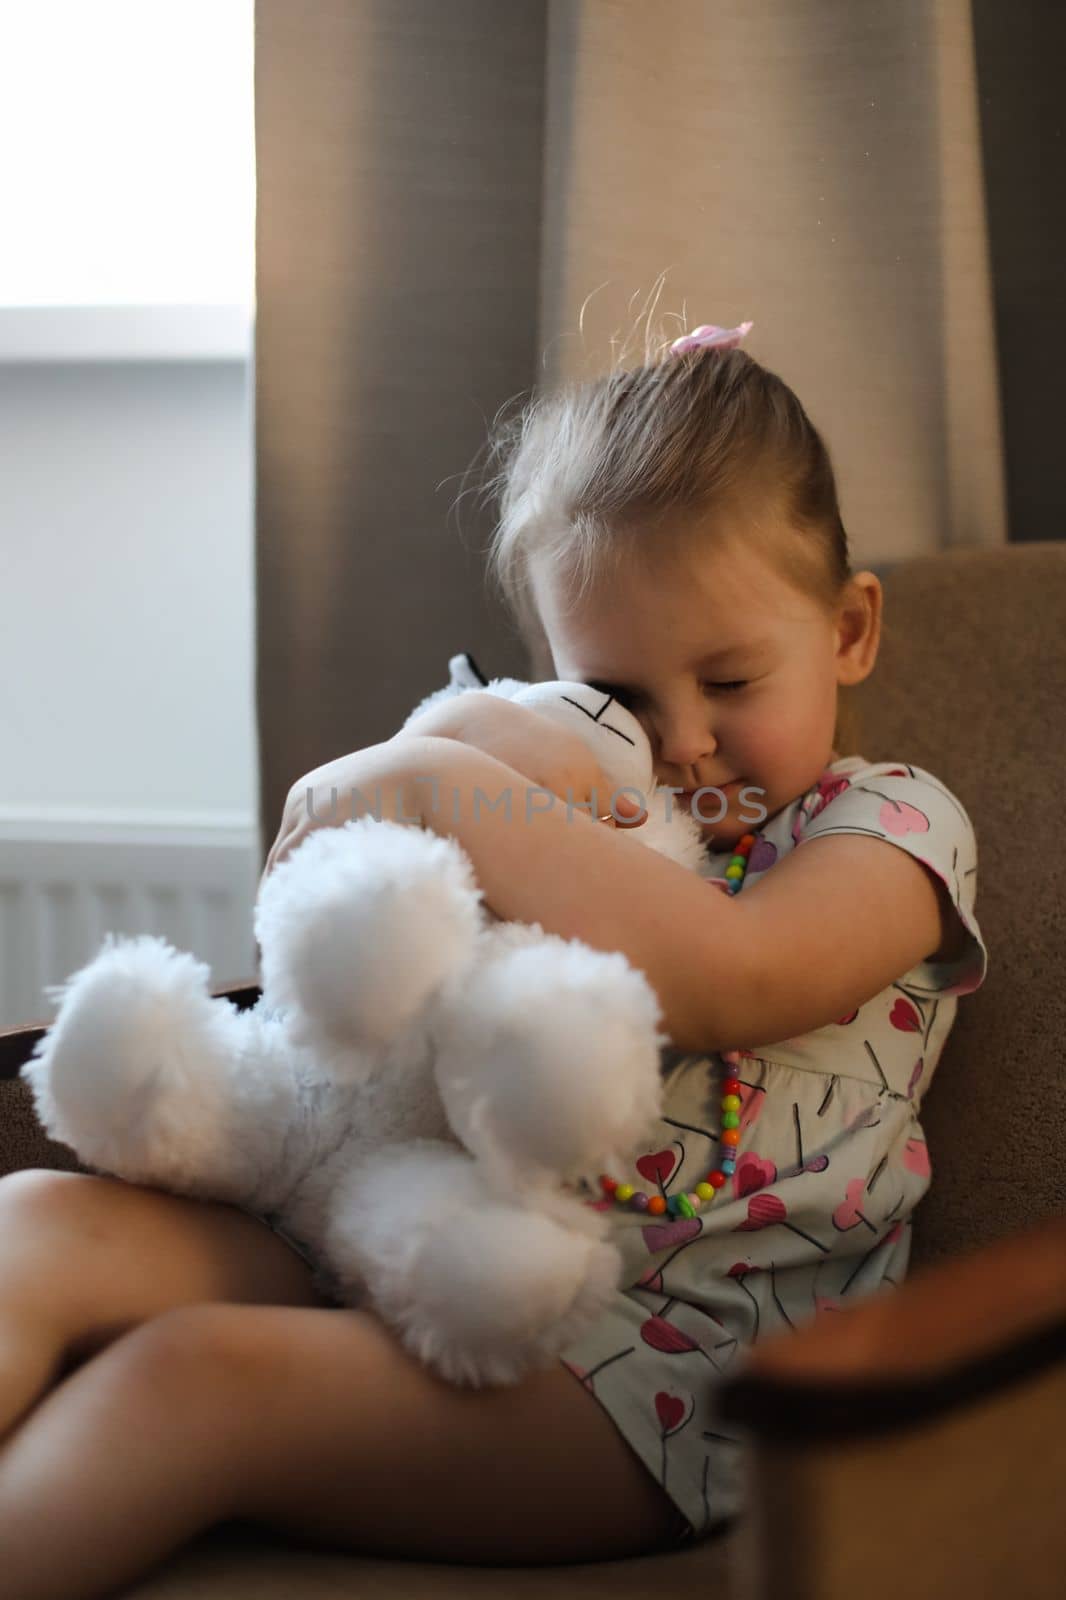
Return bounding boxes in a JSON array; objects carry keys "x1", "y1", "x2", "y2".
[
  {"x1": 585, "y1": 679, "x2": 749, "y2": 708},
  {"x1": 589, "y1": 675, "x2": 745, "y2": 700}
]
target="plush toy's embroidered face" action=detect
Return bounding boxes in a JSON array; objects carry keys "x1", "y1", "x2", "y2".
[
  {"x1": 507, "y1": 680, "x2": 654, "y2": 805},
  {"x1": 418, "y1": 655, "x2": 688, "y2": 831}
]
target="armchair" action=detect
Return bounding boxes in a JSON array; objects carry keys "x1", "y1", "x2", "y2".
[{"x1": 1, "y1": 544, "x2": 1063, "y2": 1597}]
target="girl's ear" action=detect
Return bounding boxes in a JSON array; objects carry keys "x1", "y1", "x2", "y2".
[{"x1": 835, "y1": 571, "x2": 882, "y2": 687}]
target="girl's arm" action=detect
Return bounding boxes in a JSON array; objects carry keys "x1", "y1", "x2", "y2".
[
  {"x1": 398, "y1": 690, "x2": 644, "y2": 823},
  {"x1": 726, "y1": 830, "x2": 958, "y2": 1043},
  {"x1": 261, "y1": 696, "x2": 640, "y2": 889},
  {"x1": 402, "y1": 739, "x2": 948, "y2": 1055},
  {"x1": 266, "y1": 736, "x2": 950, "y2": 1056},
  {"x1": 401, "y1": 736, "x2": 744, "y2": 1053}
]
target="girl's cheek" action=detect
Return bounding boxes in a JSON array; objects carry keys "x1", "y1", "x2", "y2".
[{"x1": 734, "y1": 714, "x2": 792, "y2": 774}]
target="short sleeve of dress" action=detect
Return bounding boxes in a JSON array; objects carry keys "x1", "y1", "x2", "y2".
[{"x1": 795, "y1": 761, "x2": 988, "y2": 998}]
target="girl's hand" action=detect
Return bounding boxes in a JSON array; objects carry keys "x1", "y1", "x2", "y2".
[
  {"x1": 259, "y1": 739, "x2": 421, "y2": 893},
  {"x1": 402, "y1": 691, "x2": 644, "y2": 827}
]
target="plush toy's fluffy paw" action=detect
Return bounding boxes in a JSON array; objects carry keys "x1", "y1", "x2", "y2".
[
  {"x1": 255, "y1": 818, "x2": 485, "y2": 1059},
  {"x1": 22, "y1": 934, "x2": 256, "y2": 1196},
  {"x1": 434, "y1": 937, "x2": 668, "y2": 1183},
  {"x1": 324, "y1": 1143, "x2": 620, "y2": 1386}
]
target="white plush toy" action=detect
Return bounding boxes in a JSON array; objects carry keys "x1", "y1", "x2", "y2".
[{"x1": 23, "y1": 655, "x2": 707, "y2": 1386}]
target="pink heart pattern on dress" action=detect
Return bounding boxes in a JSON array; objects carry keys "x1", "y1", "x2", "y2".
[
  {"x1": 748, "y1": 837, "x2": 778, "y2": 874},
  {"x1": 791, "y1": 772, "x2": 853, "y2": 843},
  {"x1": 641, "y1": 1317, "x2": 699, "y2": 1355},
  {"x1": 735, "y1": 1153, "x2": 777, "y2": 1197},
  {"x1": 654, "y1": 1392, "x2": 687, "y2": 1433},
  {"x1": 642, "y1": 1217, "x2": 702, "y2": 1253},
  {"x1": 636, "y1": 1149, "x2": 676, "y2": 1185},
  {"x1": 890, "y1": 997, "x2": 922, "y2": 1032},
  {"x1": 832, "y1": 1177, "x2": 871, "y2": 1231},
  {"x1": 879, "y1": 799, "x2": 930, "y2": 837},
  {"x1": 736, "y1": 1193, "x2": 786, "y2": 1229},
  {"x1": 903, "y1": 1138, "x2": 931, "y2": 1177},
  {"x1": 808, "y1": 775, "x2": 852, "y2": 821}
]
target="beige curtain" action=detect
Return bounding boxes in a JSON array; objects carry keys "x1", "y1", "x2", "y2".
[
  {"x1": 255, "y1": 0, "x2": 548, "y2": 853},
  {"x1": 255, "y1": 0, "x2": 1009, "y2": 855},
  {"x1": 539, "y1": 0, "x2": 1006, "y2": 563}
]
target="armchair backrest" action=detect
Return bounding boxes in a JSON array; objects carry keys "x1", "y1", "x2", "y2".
[{"x1": 852, "y1": 542, "x2": 1066, "y2": 1265}]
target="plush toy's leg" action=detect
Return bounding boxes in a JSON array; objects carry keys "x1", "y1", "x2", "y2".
[
  {"x1": 254, "y1": 818, "x2": 485, "y2": 1060},
  {"x1": 23, "y1": 935, "x2": 291, "y2": 1206},
  {"x1": 321, "y1": 1142, "x2": 621, "y2": 1387},
  {"x1": 434, "y1": 932, "x2": 668, "y2": 1184}
]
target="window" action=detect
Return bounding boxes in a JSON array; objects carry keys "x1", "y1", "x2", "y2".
[{"x1": 0, "y1": 0, "x2": 254, "y2": 309}]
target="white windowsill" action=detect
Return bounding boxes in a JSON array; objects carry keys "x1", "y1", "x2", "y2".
[
  {"x1": 0, "y1": 305, "x2": 253, "y2": 363},
  {"x1": 0, "y1": 806, "x2": 258, "y2": 847}
]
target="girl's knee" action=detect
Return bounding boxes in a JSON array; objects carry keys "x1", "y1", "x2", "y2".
[
  {"x1": 102, "y1": 1306, "x2": 274, "y2": 1467},
  {"x1": 0, "y1": 1169, "x2": 127, "y2": 1260},
  {"x1": 73, "y1": 1306, "x2": 269, "y2": 1518},
  {"x1": 0, "y1": 1168, "x2": 166, "y2": 1276},
  {"x1": 117, "y1": 1304, "x2": 280, "y2": 1400},
  {"x1": 1, "y1": 1167, "x2": 326, "y2": 1329},
  {"x1": 0, "y1": 1167, "x2": 94, "y2": 1227}
]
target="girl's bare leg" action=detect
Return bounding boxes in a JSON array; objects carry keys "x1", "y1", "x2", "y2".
[
  {"x1": 0, "y1": 1301, "x2": 685, "y2": 1600},
  {"x1": 0, "y1": 1168, "x2": 329, "y2": 1437}
]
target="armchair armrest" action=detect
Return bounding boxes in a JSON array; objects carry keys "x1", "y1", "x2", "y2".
[{"x1": 716, "y1": 1215, "x2": 1066, "y2": 1599}]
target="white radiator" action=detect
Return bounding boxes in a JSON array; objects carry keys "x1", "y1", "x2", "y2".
[{"x1": 0, "y1": 813, "x2": 261, "y2": 1031}]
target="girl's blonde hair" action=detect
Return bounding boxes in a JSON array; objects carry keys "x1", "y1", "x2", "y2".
[{"x1": 479, "y1": 313, "x2": 864, "y2": 754}]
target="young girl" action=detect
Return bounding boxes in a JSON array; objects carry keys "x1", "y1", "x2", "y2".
[{"x1": 0, "y1": 318, "x2": 987, "y2": 1598}]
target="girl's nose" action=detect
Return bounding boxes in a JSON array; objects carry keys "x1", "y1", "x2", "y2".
[{"x1": 654, "y1": 708, "x2": 717, "y2": 769}]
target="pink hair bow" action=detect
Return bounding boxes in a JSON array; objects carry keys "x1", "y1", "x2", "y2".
[{"x1": 669, "y1": 320, "x2": 754, "y2": 356}]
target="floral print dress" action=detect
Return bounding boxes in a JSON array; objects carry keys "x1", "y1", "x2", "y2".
[{"x1": 558, "y1": 757, "x2": 989, "y2": 1539}]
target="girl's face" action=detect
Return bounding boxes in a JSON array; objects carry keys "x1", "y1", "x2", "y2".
[{"x1": 532, "y1": 525, "x2": 880, "y2": 848}]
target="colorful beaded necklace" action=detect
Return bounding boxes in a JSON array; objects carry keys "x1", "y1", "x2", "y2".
[{"x1": 597, "y1": 830, "x2": 757, "y2": 1217}]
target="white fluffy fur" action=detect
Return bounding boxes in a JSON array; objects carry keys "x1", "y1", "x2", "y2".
[
  {"x1": 255, "y1": 819, "x2": 485, "y2": 1062},
  {"x1": 23, "y1": 670, "x2": 707, "y2": 1387}
]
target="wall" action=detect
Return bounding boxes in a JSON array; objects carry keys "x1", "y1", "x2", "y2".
[{"x1": 0, "y1": 327, "x2": 257, "y2": 1026}]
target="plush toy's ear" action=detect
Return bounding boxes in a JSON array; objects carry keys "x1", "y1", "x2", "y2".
[
  {"x1": 401, "y1": 651, "x2": 492, "y2": 728},
  {"x1": 448, "y1": 651, "x2": 488, "y2": 689},
  {"x1": 405, "y1": 651, "x2": 538, "y2": 726}
]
